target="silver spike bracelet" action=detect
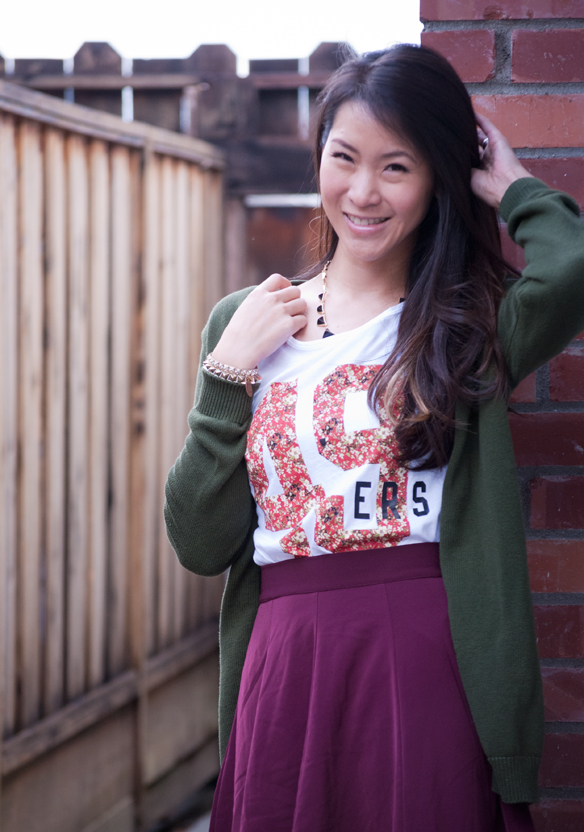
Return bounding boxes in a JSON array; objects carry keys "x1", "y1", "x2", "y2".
[{"x1": 203, "y1": 354, "x2": 261, "y2": 397}]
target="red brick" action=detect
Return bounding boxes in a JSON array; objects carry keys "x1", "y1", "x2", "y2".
[
  {"x1": 510, "y1": 372, "x2": 536, "y2": 403},
  {"x1": 542, "y1": 667, "x2": 584, "y2": 721},
  {"x1": 531, "y1": 476, "x2": 584, "y2": 530},
  {"x1": 421, "y1": 30, "x2": 495, "y2": 82},
  {"x1": 550, "y1": 348, "x2": 584, "y2": 401},
  {"x1": 513, "y1": 30, "x2": 584, "y2": 83},
  {"x1": 531, "y1": 799, "x2": 584, "y2": 832},
  {"x1": 534, "y1": 605, "x2": 584, "y2": 659},
  {"x1": 540, "y1": 734, "x2": 584, "y2": 788},
  {"x1": 527, "y1": 539, "x2": 584, "y2": 593},
  {"x1": 511, "y1": 413, "x2": 584, "y2": 466},
  {"x1": 472, "y1": 95, "x2": 584, "y2": 148},
  {"x1": 421, "y1": 0, "x2": 584, "y2": 21},
  {"x1": 521, "y1": 158, "x2": 584, "y2": 208}
]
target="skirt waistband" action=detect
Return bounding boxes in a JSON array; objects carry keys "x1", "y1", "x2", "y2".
[{"x1": 259, "y1": 542, "x2": 441, "y2": 603}]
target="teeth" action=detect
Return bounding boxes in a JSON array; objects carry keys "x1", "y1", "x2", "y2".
[{"x1": 347, "y1": 215, "x2": 388, "y2": 226}]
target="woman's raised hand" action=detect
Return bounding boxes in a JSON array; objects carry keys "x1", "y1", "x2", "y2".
[
  {"x1": 211, "y1": 274, "x2": 308, "y2": 369},
  {"x1": 471, "y1": 112, "x2": 534, "y2": 210}
]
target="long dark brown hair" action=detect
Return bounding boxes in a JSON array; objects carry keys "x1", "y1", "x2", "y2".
[{"x1": 309, "y1": 44, "x2": 513, "y2": 470}]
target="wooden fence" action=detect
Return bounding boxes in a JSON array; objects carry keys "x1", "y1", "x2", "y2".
[{"x1": 0, "y1": 79, "x2": 225, "y2": 832}]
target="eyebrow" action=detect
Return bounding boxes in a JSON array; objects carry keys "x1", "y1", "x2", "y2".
[{"x1": 330, "y1": 138, "x2": 417, "y2": 163}]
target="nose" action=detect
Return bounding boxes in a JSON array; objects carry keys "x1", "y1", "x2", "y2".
[{"x1": 348, "y1": 168, "x2": 381, "y2": 208}]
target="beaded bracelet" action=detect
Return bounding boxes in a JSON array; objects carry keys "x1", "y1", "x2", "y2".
[{"x1": 202, "y1": 354, "x2": 261, "y2": 397}]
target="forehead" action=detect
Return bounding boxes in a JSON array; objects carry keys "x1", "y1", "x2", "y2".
[{"x1": 327, "y1": 100, "x2": 417, "y2": 157}]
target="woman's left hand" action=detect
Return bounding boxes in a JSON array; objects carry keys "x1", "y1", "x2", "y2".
[{"x1": 471, "y1": 113, "x2": 534, "y2": 210}]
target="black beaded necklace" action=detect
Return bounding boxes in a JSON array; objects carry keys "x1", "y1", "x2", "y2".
[{"x1": 316, "y1": 261, "x2": 334, "y2": 338}]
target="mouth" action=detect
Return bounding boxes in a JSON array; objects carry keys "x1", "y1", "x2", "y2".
[{"x1": 345, "y1": 214, "x2": 389, "y2": 227}]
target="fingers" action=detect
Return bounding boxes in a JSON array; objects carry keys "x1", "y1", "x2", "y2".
[
  {"x1": 283, "y1": 297, "x2": 308, "y2": 317},
  {"x1": 212, "y1": 274, "x2": 308, "y2": 369},
  {"x1": 475, "y1": 112, "x2": 515, "y2": 159},
  {"x1": 262, "y1": 272, "x2": 292, "y2": 291},
  {"x1": 289, "y1": 313, "x2": 308, "y2": 333},
  {"x1": 275, "y1": 285, "x2": 303, "y2": 304},
  {"x1": 256, "y1": 274, "x2": 304, "y2": 308},
  {"x1": 474, "y1": 111, "x2": 499, "y2": 139}
]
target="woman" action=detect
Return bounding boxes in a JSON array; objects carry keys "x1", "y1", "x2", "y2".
[{"x1": 165, "y1": 45, "x2": 584, "y2": 831}]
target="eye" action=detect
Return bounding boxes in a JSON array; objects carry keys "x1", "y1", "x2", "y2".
[
  {"x1": 385, "y1": 162, "x2": 408, "y2": 173},
  {"x1": 331, "y1": 151, "x2": 353, "y2": 163}
]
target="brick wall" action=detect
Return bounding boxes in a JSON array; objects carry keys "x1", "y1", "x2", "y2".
[{"x1": 421, "y1": 2, "x2": 584, "y2": 828}]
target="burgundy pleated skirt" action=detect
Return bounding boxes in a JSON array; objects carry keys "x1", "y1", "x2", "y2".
[{"x1": 210, "y1": 543, "x2": 535, "y2": 832}]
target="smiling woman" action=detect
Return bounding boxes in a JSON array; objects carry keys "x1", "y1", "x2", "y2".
[
  {"x1": 319, "y1": 102, "x2": 434, "y2": 272},
  {"x1": 165, "y1": 44, "x2": 584, "y2": 832},
  {"x1": 301, "y1": 102, "x2": 434, "y2": 337}
]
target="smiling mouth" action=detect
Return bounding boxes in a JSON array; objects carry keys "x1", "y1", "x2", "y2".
[{"x1": 345, "y1": 214, "x2": 389, "y2": 226}]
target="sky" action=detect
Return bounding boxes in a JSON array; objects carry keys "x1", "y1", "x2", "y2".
[{"x1": 0, "y1": 0, "x2": 422, "y2": 76}]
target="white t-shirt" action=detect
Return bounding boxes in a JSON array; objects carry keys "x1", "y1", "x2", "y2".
[{"x1": 246, "y1": 303, "x2": 446, "y2": 566}]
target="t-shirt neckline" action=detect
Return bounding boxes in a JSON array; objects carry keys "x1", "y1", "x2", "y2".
[{"x1": 287, "y1": 300, "x2": 403, "y2": 351}]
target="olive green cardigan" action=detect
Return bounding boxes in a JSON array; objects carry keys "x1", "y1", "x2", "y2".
[{"x1": 164, "y1": 178, "x2": 584, "y2": 804}]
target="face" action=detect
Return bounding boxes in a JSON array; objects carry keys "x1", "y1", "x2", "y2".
[{"x1": 319, "y1": 100, "x2": 434, "y2": 269}]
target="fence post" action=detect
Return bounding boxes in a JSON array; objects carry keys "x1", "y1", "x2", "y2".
[{"x1": 74, "y1": 42, "x2": 123, "y2": 116}]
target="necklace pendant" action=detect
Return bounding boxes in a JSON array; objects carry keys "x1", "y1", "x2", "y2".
[{"x1": 317, "y1": 260, "x2": 334, "y2": 337}]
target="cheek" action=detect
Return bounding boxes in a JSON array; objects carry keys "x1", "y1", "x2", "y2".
[
  {"x1": 401, "y1": 184, "x2": 434, "y2": 228},
  {"x1": 319, "y1": 165, "x2": 341, "y2": 205},
  {"x1": 319, "y1": 176, "x2": 345, "y2": 232}
]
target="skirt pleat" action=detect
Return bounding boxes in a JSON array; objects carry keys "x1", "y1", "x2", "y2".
[{"x1": 210, "y1": 544, "x2": 535, "y2": 832}]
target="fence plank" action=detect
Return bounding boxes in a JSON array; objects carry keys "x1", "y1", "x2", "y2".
[
  {"x1": 203, "y1": 171, "x2": 224, "y2": 317},
  {"x1": 66, "y1": 134, "x2": 90, "y2": 701},
  {"x1": 143, "y1": 153, "x2": 161, "y2": 657},
  {"x1": 201, "y1": 171, "x2": 225, "y2": 624},
  {"x1": 127, "y1": 148, "x2": 148, "y2": 828},
  {"x1": 173, "y1": 162, "x2": 191, "y2": 640},
  {"x1": 187, "y1": 167, "x2": 208, "y2": 631},
  {"x1": 88, "y1": 140, "x2": 110, "y2": 689},
  {"x1": 157, "y1": 157, "x2": 176, "y2": 650},
  {"x1": 44, "y1": 128, "x2": 67, "y2": 715},
  {"x1": 109, "y1": 146, "x2": 133, "y2": 677},
  {"x1": 18, "y1": 120, "x2": 44, "y2": 727},
  {"x1": 0, "y1": 115, "x2": 19, "y2": 738}
]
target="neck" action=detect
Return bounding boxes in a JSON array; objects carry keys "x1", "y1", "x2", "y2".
[{"x1": 327, "y1": 244, "x2": 411, "y2": 304}]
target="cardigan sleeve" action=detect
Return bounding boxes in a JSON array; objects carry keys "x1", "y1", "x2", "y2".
[
  {"x1": 498, "y1": 177, "x2": 584, "y2": 387},
  {"x1": 164, "y1": 287, "x2": 258, "y2": 577}
]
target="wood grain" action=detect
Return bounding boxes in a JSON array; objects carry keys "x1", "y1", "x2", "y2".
[
  {"x1": 2, "y1": 624, "x2": 218, "y2": 776},
  {"x1": 201, "y1": 171, "x2": 226, "y2": 623},
  {"x1": 0, "y1": 87, "x2": 225, "y2": 831},
  {"x1": 66, "y1": 134, "x2": 90, "y2": 701},
  {"x1": 173, "y1": 161, "x2": 190, "y2": 641},
  {"x1": 18, "y1": 120, "x2": 44, "y2": 727},
  {"x1": 0, "y1": 115, "x2": 18, "y2": 751},
  {"x1": 88, "y1": 140, "x2": 110, "y2": 689},
  {"x1": 0, "y1": 79, "x2": 224, "y2": 169},
  {"x1": 127, "y1": 148, "x2": 148, "y2": 829},
  {"x1": 44, "y1": 128, "x2": 67, "y2": 714},
  {"x1": 203, "y1": 171, "x2": 224, "y2": 318},
  {"x1": 142, "y1": 152, "x2": 161, "y2": 658},
  {"x1": 157, "y1": 157, "x2": 176, "y2": 650},
  {"x1": 109, "y1": 146, "x2": 132, "y2": 677},
  {"x1": 187, "y1": 167, "x2": 208, "y2": 630}
]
